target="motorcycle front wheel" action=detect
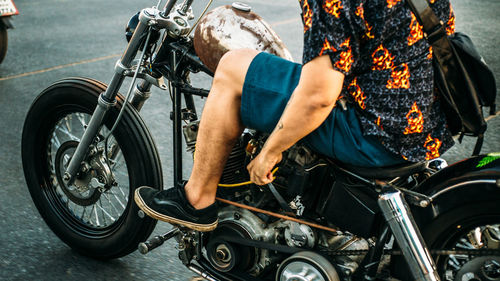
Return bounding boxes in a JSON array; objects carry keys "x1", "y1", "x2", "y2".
[
  {"x1": 0, "y1": 24, "x2": 7, "y2": 64},
  {"x1": 22, "y1": 77, "x2": 163, "y2": 259}
]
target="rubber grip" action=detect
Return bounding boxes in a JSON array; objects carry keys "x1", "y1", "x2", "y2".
[{"x1": 138, "y1": 235, "x2": 165, "y2": 254}]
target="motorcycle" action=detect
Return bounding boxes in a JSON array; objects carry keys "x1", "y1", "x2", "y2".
[
  {"x1": 21, "y1": 0, "x2": 500, "y2": 280},
  {"x1": 0, "y1": 0, "x2": 18, "y2": 64}
]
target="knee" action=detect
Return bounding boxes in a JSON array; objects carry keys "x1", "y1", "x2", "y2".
[
  {"x1": 218, "y1": 49, "x2": 259, "y2": 70},
  {"x1": 213, "y1": 49, "x2": 259, "y2": 92}
]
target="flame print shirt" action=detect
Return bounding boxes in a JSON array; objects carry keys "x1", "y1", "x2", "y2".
[{"x1": 300, "y1": 0, "x2": 456, "y2": 162}]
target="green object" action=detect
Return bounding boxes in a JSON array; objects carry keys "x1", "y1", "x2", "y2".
[{"x1": 476, "y1": 153, "x2": 500, "y2": 168}]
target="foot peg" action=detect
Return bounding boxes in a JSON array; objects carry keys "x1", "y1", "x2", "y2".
[{"x1": 138, "y1": 227, "x2": 180, "y2": 254}]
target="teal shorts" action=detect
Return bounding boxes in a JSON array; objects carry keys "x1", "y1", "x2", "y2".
[{"x1": 240, "y1": 52, "x2": 405, "y2": 167}]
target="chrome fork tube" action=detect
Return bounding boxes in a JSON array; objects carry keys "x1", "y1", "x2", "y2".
[
  {"x1": 378, "y1": 190, "x2": 440, "y2": 281},
  {"x1": 63, "y1": 9, "x2": 154, "y2": 182},
  {"x1": 130, "y1": 81, "x2": 152, "y2": 111}
]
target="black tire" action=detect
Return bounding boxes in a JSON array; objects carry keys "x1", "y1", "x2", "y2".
[
  {"x1": 392, "y1": 201, "x2": 500, "y2": 280},
  {"x1": 22, "y1": 77, "x2": 163, "y2": 259},
  {"x1": 0, "y1": 24, "x2": 7, "y2": 64}
]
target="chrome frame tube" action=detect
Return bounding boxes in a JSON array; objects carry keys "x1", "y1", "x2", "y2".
[
  {"x1": 63, "y1": 9, "x2": 154, "y2": 182},
  {"x1": 378, "y1": 190, "x2": 440, "y2": 281},
  {"x1": 171, "y1": 49, "x2": 183, "y2": 186},
  {"x1": 186, "y1": 264, "x2": 218, "y2": 281}
]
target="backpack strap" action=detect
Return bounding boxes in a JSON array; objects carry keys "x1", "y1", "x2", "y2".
[
  {"x1": 405, "y1": 0, "x2": 447, "y2": 44},
  {"x1": 406, "y1": 0, "x2": 486, "y2": 156}
]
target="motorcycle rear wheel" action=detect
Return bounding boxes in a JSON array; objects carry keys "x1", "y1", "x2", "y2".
[
  {"x1": 421, "y1": 202, "x2": 500, "y2": 281},
  {"x1": 22, "y1": 77, "x2": 163, "y2": 259},
  {"x1": 393, "y1": 201, "x2": 500, "y2": 280},
  {"x1": 0, "y1": 24, "x2": 7, "y2": 64}
]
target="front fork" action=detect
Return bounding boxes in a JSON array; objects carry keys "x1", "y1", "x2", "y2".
[
  {"x1": 378, "y1": 188, "x2": 440, "y2": 281},
  {"x1": 63, "y1": 9, "x2": 154, "y2": 183}
]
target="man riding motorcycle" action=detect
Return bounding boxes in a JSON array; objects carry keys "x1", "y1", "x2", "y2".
[{"x1": 134, "y1": 0, "x2": 456, "y2": 232}]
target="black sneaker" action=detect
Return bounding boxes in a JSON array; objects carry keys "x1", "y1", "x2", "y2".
[{"x1": 134, "y1": 186, "x2": 218, "y2": 232}]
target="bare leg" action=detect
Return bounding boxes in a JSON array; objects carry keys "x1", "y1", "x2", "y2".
[{"x1": 185, "y1": 49, "x2": 259, "y2": 209}]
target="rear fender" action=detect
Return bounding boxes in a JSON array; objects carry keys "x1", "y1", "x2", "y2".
[{"x1": 412, "y1": 153, "x2": 500, "y2": 226}]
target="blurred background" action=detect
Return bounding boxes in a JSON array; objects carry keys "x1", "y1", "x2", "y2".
[{"x1": 0, "y1": 0, "x2": 498, "y2": 280}]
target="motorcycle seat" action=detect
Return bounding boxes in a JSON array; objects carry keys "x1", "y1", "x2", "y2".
[{"x1": 335, "y1": 160, "x2": 428, "y2": 179}]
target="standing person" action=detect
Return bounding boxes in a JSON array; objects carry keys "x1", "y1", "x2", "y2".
[{"x1": 134, "y1": 0, "x2": 456, "y2": 231}]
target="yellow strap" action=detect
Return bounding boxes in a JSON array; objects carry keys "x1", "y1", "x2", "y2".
[{"x1": 217, "y1": 167, "x2": 279, "y2": 187}]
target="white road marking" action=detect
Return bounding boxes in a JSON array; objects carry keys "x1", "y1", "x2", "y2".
[{"x1": 0, "y1": 17, "x2": 301, "y2": 82}]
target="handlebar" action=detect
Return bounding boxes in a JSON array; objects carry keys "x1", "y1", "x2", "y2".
[
  {"x1": 162, "y1": 0, "x2": 194, "y2": 17},
  {"x1": 162, "y1": 0, "x2": 178, "y2": 17},
  {"x1": 180, "y1": 0, "x2": 194, "y2": 14}
]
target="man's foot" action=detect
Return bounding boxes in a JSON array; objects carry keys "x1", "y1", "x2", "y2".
[{"x1": 134, "y1": 186, "x2": 218, "y2": 232}]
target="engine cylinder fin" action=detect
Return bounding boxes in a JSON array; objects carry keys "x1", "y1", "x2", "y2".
[{"x1": 220, "y1": 140, "x2": 248, "y2": 184}]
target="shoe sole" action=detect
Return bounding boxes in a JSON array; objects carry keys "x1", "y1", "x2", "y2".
[{"x1": 134, "y1": 188, "x2": 218, "y2": 232}]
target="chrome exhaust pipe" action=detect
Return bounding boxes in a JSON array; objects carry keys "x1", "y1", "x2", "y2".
[
  {"x1": 378, "y1": 189, "x2": 440, "y2": 281},
  {"x1": 187, "y1": 263, "x2": 219, "y2": 281}
]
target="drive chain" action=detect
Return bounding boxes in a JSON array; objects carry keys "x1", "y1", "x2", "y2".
[
  {"x1": 321, "y1": 248, "x2": 500, "y2": 256},
  {"x1": 215, "y1": 235, "x2": 500, "y2": 257}
]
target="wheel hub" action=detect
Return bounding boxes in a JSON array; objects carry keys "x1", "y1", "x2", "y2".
[
  {"x1": 55, "y1": 140, "x2": 111, "y2": 206},
  {"x1": 483, "y1": 259, "x2": 500, "y2": 279},
  {"x1": 455, "y1": 256, "x2": 500, "y2": 281},
  {"x1": 442, "y1": 225, "x2": 500, "y2": 281}
]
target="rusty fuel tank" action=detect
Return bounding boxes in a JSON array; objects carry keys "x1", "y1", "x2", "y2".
[{"x1": 193, "y1": 3, "x2": 294, "y2": 73}]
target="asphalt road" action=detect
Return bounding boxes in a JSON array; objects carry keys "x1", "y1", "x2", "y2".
[{"x1": 0, "y1": 0, "x2": 498, "y2": 280}]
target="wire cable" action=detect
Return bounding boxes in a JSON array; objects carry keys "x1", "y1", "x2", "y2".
[
  {"x1": 103, "y1": 30, "x2": 153, "y2": 167},
  {"x1": 217, "y1": 167, "x2": 279, "y2": 187},
  {"x1": 187, "y1": 0, "x2": 213, "y2": 35}
]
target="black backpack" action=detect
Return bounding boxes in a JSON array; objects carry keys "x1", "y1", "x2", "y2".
[{"x1": 406, "y1": 0, "x2": 497, "y2": 155}]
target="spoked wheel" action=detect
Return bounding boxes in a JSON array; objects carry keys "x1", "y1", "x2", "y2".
[
  {"x1": 393, "y1": 202, "x2": 500, "y2": 281},
  {"x1": 425, "y1": 206, "x2": 500, "y2": 281},
  {"x1": 22, "y1": 77, "x2": 163, "y2": 259},
  {"x1": 436, "y1": 224, "x2": 500, "y2": 281},
  {"x1": 48, "y1": 114, "x2": 129, "y2": 228}
]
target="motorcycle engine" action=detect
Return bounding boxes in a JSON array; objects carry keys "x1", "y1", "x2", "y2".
[
  {"x1": 183, "y1": 123, "x2": 370, "y2": 278},
  {"x1": 206, "y1": 206, "x2": 282, "y2": 275},
  {"x1": 205, "y1": 205, "x2": 369, "y2": 278}
]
